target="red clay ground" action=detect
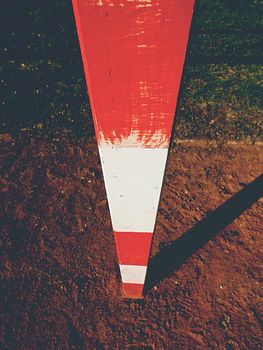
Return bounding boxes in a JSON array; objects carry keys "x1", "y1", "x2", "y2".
[{"x1": 0, "y1": 134, "x2": 262, "y2": 349}]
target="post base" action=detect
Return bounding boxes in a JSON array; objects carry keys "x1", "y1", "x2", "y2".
[{"x1": 122, "y1": 283, "x2": 144, "y2": 299}]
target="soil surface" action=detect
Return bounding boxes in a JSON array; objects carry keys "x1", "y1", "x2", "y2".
[{"x1": 0, "y1": 134, "x2": 262, "y2": 349}]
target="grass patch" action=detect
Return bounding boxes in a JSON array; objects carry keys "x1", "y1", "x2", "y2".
[
  {"x1": 1, "y1": 0, "x2": 262, "y2": 141},
  {"x1": 176, "y1": 64, "x2": 262, "y2": 141}
]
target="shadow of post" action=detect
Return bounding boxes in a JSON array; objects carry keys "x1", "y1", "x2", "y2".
[{"x1": 144, "y1": 173, "x2": 263, "y2": 293}]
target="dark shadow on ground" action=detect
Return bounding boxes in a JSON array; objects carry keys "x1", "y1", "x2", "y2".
[{"x1": 144, "y1": 173, "x2": 263, "y2": 293}]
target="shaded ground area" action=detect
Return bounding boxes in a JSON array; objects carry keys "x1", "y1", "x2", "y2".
[
  {"x1": 1, "y1": 0, "x2": 263, "y2": 140},
  {"x1": 0, "y1": 134, "x2": 262, "y2": 349}
]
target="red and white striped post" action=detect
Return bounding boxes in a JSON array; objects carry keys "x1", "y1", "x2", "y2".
[{"x1": 72, "y1": 0, "x2": 194, "y2": 298}]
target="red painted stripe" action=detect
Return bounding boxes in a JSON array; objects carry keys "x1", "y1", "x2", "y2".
[
  {"x1": 122, "y1": 283, "x2": 144, "y2": 299},
  {"x1": 114, "y1": 231, "x2": 153, "y2": 265},
  {"x1": 72, "y1": 0, "x2": 194, "y2": 147}
]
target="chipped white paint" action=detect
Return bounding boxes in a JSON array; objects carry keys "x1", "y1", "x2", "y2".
[
  {"x1": 137, "y1": 0, "x2": 152, "y2": 8},
  {"x1": 137, "y1": 44, "x2": 156, "y2": 48},
  {"x1": 139, "y1": 80, "x2": 150, "y2": 98},
  {"x1": 119, "y1": 265, "x2": 147, "y2": 284},
  {"x1": 98, "y1": 145, "x2": 168, "y2": 232},
  {"x1": 99, "y1": 129, "x2": 169, "y2": 148},
  {"x1": 95, "y1": 0, "x2": 152, "y2": 8}
]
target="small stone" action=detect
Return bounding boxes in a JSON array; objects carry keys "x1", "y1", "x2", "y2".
[
  {"x1": 221, "y1": 314, "x2": 231, "y2": 329},
  {"x1": 221, "y1": 320, "x2": 227, "y2": 329}
]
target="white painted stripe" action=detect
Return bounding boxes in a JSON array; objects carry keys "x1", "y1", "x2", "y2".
[
  {"x1": 98, "y1": 146, "x2": 168, "y2": 232},
  {"x1": 119, "y1": 264, "x2": 147, "y2": 284}
]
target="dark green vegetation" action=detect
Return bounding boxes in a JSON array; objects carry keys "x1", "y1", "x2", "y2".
[{"x1": 1, "y1": 0, "x2": 262, "y2": 141}]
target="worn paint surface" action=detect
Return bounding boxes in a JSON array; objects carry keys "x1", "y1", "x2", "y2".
[
  {"x1": 72, "y1": 0, "x2": 194, "y2": 148},
  {"x1": 72, "y1": 0, "x2": 194, "y2": 297}
]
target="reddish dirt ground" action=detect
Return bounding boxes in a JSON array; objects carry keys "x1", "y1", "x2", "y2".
[{"x1": 0, "y1": 134, "x2": 262, "y2": 350}]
